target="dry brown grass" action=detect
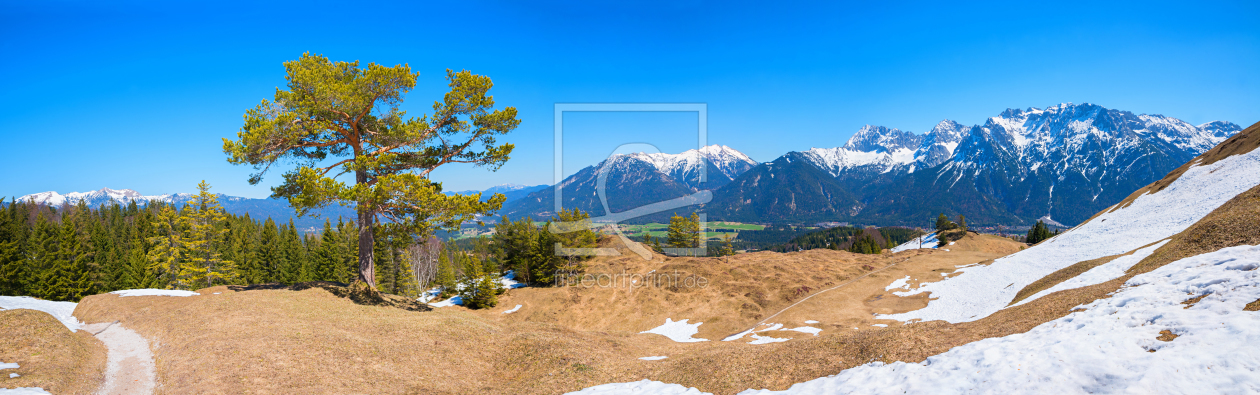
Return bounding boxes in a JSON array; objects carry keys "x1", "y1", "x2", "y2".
[
  {"x1": 0, "y1": 309, "x2": 106, "y2": 394},
  {"x1": 61, "y1": 233, "x2": 1026, "y2": 395},
  {"x1": 1245, "y1": 299, "x2": 1260, "y2": 312}
]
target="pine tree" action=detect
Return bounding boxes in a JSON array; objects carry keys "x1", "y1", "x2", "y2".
[
  {"x1": 959, "y1": 215, "x2": 968, "y2": 230},
  {"x1": 719, "y1": 234, "x2": 734, "y2": 257}
]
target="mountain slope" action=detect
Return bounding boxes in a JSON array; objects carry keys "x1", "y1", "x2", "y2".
[
  {"x1": 713, "y1": 103, "x2": 1241, "y2": 225},
  {"x1": 704, "y1": 152, "x2": 859, "y2": 223},
  {"x1": 502, "y1": 145, "x2": 756, "y2": 221}
]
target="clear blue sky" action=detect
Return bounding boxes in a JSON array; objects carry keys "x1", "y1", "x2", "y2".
[{"x1": 3, "y1": 0, "x2": 1257, "y2": 198}]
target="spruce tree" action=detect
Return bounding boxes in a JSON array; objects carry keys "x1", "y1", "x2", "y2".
[
  {"x1": 0, "y1": 204, "x2": 23, "y2": 296},
  {"x1": 27, "y1": 214, "x2": 59, "y2": 299},
  {"x1": 122, "y1": 239, "x2": 157, "y2": 289},
  {"x1": 257, "y1": 218, "x2": 283, "y2": 283},
  {"x1": 50, "y1": 215, "x2": 93, "y2": 301},
  {"x1": 313, "y1": 220, "x2": 340, "y2": 282},
  {"x1": 434, "y1": 247, "x2": 456, "y2": 297}
]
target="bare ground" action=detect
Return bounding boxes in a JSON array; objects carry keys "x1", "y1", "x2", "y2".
[{"x1": 0, "y1": 309, "x2": 106, "y2": 394}]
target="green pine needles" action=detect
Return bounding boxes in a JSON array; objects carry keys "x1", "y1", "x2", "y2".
[{"x1": 223, "y1": 53, "x2": 521, "y2": 290}]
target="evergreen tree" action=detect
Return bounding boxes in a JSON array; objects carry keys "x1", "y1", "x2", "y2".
[
  {"x1": 180, "y1": 181, "x2": 236, "y2": 289},
  {"x1": 719, "y1": 234, "x2": 735, "y2": 257},
  {"x1": 434, "y1": 246, "x2": 456, "y2": 297},
  {"x1": 935, "y1": 213, "x2": 958, "y2": 232},
  {"x1": 27, "y1": 214, "x2": 59, "y2": 299},
  {"x1": 122, "y1": 239, "x2": 157, "y2": 289},
  {"x1": 1026, "y1": 220, "x2": 1053, "y2": 244},
  {"x1": 224, "y1": 54, "x2": 520, "y2": 291},
  {"x1": 312, "y1": 220, "x2": 341, "y2": 282},
  {"x1": 49, "y1": 215, "x2": 93, "y2": 301},
  {"x1": 373, "y1": 231, "x2": 397, "y2": 294},
  {"x1": 667, "y1": 213, "x2": 701, "y2": 250},
  {"x1": 147, "y1": 204, "x2": 186, "y2": 288},
  {"x1": 847, "y1": 233, "x2": 882, "y2": 255},
  {"x1": 257, "y1": 218, "x2": 283, "y2": 283},
  {"x1": 279, "y1": 219, "x2": 304, "y2": 283},
  {"x1": 0, "y1": 203, "x2": 24, "y2": 296},
  {"x1": 959, "y1": 215, "x2": 968, "y2": 230}
]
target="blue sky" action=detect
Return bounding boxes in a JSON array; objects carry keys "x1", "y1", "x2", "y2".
[{"x1": 2, "y1": 0, "x2": 1257, "y2": 198}]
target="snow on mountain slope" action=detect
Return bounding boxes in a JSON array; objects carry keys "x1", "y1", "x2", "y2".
[
  {"x1": 619, "y1": 144, "x2": 757, "y2": 184},
  {"x1": 877, "y1": 138, "x2": 1260, "y2": 324},
  {"x1": 739, "y1": 244, "x2": 1260, "y2": 394},
  {"x1": 18, "y1": 188, "x2": 169, "y2": 207}
]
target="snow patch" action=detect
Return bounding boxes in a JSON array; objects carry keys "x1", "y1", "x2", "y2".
[
  {"x1": 0, "y1": 296, "x2": 82, "y2": 332},
  {"x1": 748, "y1": 333, "x2": 791, "y2": 344},
  {"x1": 638, "y1": 356, "x2": 668, "y2": 361},
  {"x1": 503, "y1": 304, "x2": 522, "y2": 314},
  {"x1": 641, "y1": 318, "x2": 709, "y2": 343},
  {"x1": 565, "y1": 380, "x2": 711, "y2": 395},
  {"x1": 891, "y1": 232, "x2": 938, "y2": 253},
  {"x1": 111, "y1": 289, "x2": 200, "y2": 297},
  {"x1": 884, "y1": 276, "x2": 911, "y2": 291}
]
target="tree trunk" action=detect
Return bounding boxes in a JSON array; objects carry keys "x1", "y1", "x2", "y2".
[{"x1": 356, "y1": 170, "x2": 376, "y2": 288}]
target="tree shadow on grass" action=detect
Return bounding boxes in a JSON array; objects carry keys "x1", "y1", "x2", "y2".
[{"x1": 227, "y1": 281, "x2": 432, "y2": 312}]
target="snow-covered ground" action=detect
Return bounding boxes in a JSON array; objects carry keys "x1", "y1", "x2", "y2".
[
  {"x1": 1010, "y1": 240, "x2": 1168, "y2": 308},
  {"x1": 111, "y1": 289, "x2": 200, "y2": 297},
  {"x1": 639, "y1": 356, "x2": 668, "y2": 361},
  {"x1": 0, "y1": 296, "x2": 83, "y2": 331},
  {"x1": 890, "y1": 233, "x2": 938, "y2": 253},
  {"x1": 881, "y1": 147, "x2": 1260, "y2": 323},
  {"x1": 502, "y1": 304, "x2": 522, "y2": 314},
  {"x1": 640, "y1": 318, "x2": 709, "y2": 343}
]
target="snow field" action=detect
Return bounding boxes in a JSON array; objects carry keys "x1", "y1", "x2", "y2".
[
  {"x1": 1010, "y1": 240, "x2": 1168, "y2": 307},
  {"x1": 890, "y1": 233, "x2": 938, "y2": 253},
  {"x1": 880, "y1": 147, "x2": 1260, "y2": 323}
]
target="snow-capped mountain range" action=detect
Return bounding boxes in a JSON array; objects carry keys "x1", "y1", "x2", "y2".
[
  {"x1": 19, "y1": 188, "x2": 189, "y2": 207},
  {"x1": 705, "y1": 102, "x2": 1242, "y2": 225},
  {"x1": 507, "y1": 102, "x2": 1242, "y2": 226}
]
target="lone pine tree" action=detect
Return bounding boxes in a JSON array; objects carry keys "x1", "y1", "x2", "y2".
[{"x1": 224, "y1": 53, "x2": 520, "y2": 292}]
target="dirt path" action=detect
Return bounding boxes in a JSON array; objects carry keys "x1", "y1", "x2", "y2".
[{"x1": 82, "y1": 321, "x2": 155, "y2": 395}]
